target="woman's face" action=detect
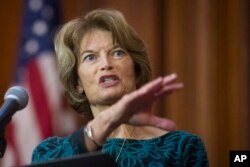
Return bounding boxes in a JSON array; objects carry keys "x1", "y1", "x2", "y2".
[{"x1": 78, "y1": 29, "x2": 136, "y2": 105}]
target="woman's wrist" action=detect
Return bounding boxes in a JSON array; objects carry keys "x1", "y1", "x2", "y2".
[
  {"x1": 84, "y1": 123, "x2": 102, "y2": 147},
  {"x1": 86, "y1": 110, "x2": 117, "y2": 146}
]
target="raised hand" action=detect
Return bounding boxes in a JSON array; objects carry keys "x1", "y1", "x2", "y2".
[{"x1": 110, "y1": 73, "x2": 183, "y2": 131}]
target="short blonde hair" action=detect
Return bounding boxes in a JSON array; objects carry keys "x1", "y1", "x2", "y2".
[{"x1": 54, "y1": 9, "x2": 152, "y2": 116}]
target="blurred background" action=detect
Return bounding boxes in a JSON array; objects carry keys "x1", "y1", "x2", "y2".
[{"x1": 0, "y1": 0, "x2": 249, "y2": 166}]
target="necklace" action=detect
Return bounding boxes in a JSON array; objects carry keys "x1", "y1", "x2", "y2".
[
  {"x1": 115, "y1": 126, "x2": 135, "y2": 162},
  {"x1": 115, "y1": 139, "x2": 126, "y2": 162}
]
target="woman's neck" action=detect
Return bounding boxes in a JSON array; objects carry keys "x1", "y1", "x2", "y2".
[
  {"x1": 108, "y1": 124, "x2": 136, "y2": 139},
  {"x1": 90, "y1": 104, "x2": 110, "y2": 117}
]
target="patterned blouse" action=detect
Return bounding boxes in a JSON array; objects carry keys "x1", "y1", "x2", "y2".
[{"x1": 32, "y1": 128, "x2": 209, "y2": 167}]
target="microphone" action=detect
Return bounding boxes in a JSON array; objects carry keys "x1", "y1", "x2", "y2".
[
  {"x1": 0, "y1": 86, "x2": 29, "y2": 129},
  {"x1": 0, "y1": 86, "x2": 28, "y2": 158}
]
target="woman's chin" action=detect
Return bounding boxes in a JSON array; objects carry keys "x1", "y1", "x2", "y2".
[{"x1": 98, "y1": 94, "x2": 122, "y2": 105}]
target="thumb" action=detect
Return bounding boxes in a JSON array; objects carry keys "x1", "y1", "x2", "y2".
[
  {"x1": 129, "y1": 113, "x2": 176, "y2": 131},
  {"x1": 147, "y1": 116, "x2": 176, "y2": 131}
]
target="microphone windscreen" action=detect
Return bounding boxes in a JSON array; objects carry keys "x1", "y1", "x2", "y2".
[{"x1": 4, "y1": 86, "x2": 29, "y2": 110}]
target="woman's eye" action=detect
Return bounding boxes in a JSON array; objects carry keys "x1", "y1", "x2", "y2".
[
  {"x1": 83, "y1": 54, "x2": 96, "y2": 62},
  {"x1": 113, "y1": 49, "x2": 126, "y2": 58}
]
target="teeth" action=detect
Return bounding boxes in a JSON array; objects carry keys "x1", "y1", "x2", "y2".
[{"x1": 104, "y1": 78, "x2": 115, "y2": 83}]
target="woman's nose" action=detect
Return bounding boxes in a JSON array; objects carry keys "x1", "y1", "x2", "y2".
[{"x1": 100, "y1": 55, "x2": 113, "y2": 71}]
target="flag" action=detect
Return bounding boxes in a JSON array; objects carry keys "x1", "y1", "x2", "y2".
[{"x1": 1, "y1": 0, "x2": 79, "y2": 166}]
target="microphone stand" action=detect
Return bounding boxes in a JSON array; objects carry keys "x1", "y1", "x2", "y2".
[{"x1": 0, "y1": 128, "x2": 6, "y2": 158}]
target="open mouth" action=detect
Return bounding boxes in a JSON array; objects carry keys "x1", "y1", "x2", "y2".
[{"x1": 99, "y1": 75, "x2": 119, "y2": 87}]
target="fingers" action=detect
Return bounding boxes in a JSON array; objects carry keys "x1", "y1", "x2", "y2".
[
  {"x1": 134, "y1": 73, "x2": 178, "y2": 98},
  {"x1": 145, "y1": 73, "x2": 178, "y2": 92},
  {"x1": 135, "y1": 77, "x2": 163, "y2": 97},
  {"x1": 135, "y1": 73, "x2": 183, "y2": 99},
  {"x1": 149, "y1": 116, "x2": 176, "y2": 131},
  {"x1": 112, "y1": 73, "x2": 182, "y2": 129},
  {"x1": 124, "y1": 73, "x2": 183, "y2": 109},
  {"x1": 163, "y1": 73, "x2": 178, "y2": 85},
  {"x1": 154, "y1": 82, "x2": 184, "y2": 97}
]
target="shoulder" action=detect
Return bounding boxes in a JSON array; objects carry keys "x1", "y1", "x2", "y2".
[
  {"x1": 32, "y1": 128, "x2": 87, "y2": 163},
  {"x1": 162, "y1": 131, "x2": 207, "y2": 153},
  {"x1": 163, "y1": 131, "x2": 204, "y2": 142},
  {"x1": 163, "y1": 130, "x2": 198, "y2": 137},
  {"x1": 163, "y1": 131, "x2": 209, "y2": 166}
]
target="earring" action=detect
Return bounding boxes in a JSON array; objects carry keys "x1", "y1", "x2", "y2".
[{"x1": 77, "y1": 83, "x2": 84, "y2": 94}]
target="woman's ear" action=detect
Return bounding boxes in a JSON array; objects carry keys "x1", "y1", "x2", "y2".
[{"x1": 77, "y1": 80, "x2": 84, "y2": 93}]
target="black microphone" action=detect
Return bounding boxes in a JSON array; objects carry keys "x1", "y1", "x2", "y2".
[
  {"x1": 0, "y1": 86, "x2": 28, "y2": 158},
  {"x1": 0, "y1": 86, "x2": 29, "y2": 129}
]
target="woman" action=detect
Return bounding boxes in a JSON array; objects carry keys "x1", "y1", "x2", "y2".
[{"x1": 32, "y1": 9, "x2": 209, "y2": 166}]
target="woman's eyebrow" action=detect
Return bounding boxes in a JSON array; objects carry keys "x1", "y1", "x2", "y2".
[
  {"x1": 80, "y1": 50, "x2": 94, "y2": 56},
  {"x1": 111, "y1": 45, "x2": 122, "y2": 50}
]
